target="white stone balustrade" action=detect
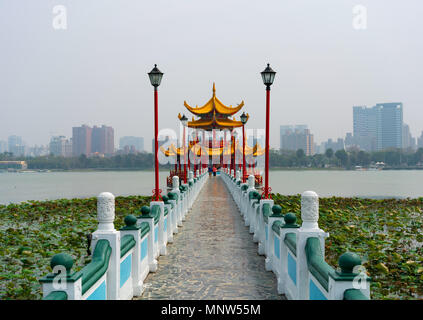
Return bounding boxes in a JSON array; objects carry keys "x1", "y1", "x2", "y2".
[
  {"x1": 40, "y1": 171, "x2": 208, "y2": 300},
  {"x1": 221, "y1": 170, "x2": 371, "y2": 300}
]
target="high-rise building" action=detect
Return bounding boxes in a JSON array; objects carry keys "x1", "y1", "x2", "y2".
[
  {"x1": 92, "y1": 125, "x2": 114, "y2": 155},
  {"x1": 323, "y1": 138, "x2": 345, "y2": 152},
  {"x1": 72, "y1": 125, "x2": 92, "y2": 156},
  {"x1": 417, "y1": 131, "x2": 423, "y2": 149},
  {"x1": 8, "y1": 135, "x2": 25, "y2": 156},
  {"x1": 402, "y1": 123, "x2": 415, "y2": 150},
  {"x1": 353, "y1": 103, "x2": 403, "y2": 151},
  {"x1": 280, "y1": 125, "x2": 314, "y2": 155},
  {"x1": 119, "y1": 136, "x2": 144, "y2": 152},
  {"x1": 0, "y1": 140, "x2": 7, "y2": 153},
  {"x1": 49, "y1": 136, "x2": 72, "y2": 157}
]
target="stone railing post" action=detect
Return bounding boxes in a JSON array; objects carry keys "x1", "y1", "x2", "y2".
[
  {"x1": 172, "y1": 176, "x2": 182, "y2": 226},
  {"x1": 297, "y1": 191, "x2": 328, "y2": 300},
  {"x1": 150, "y1": 201, "x2": 166, "y2": 256},
  {"x1": 39, "y1": 253, "x2": 82, "y2": 300},
  {"x1": 92, "y1": 192, "x2": 120, "y2": 300},
  {"x1": 119, "y1": 215, "x2": 142, "y2": 296},
  {"x1": 137, "y1": 206, "x2": 157, "y2": 272}
]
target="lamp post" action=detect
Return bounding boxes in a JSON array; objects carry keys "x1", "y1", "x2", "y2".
[
  {"x1": 180, "y1": 114, "x2": 188, "y2": 184},
  {"x1": 260, "y1": 63, "x2": 276, "y2": 199},
  {"x1": 232, "y1": 130, "x2": 238, "y2": 175},
  {"x1": 240, "y1": 112, "x2": 248, "y2": 182},
  {"x1": 148, "y1": 64, "x2": 164, "y2": 201}
]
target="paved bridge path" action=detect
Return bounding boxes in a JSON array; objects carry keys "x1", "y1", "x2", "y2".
[{"x1": 136, "y1": 176, "x2": 284, "y2": 300}]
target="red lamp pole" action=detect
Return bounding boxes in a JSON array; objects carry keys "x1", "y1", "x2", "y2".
[
  {"x1": 183, "y1": 125, "x2": 187, "y2": 184},
  {"x1": 264, "y1": 87, "x2": 270, "y2": 199},
  {"x1": 242, "y1": 124, "x2": 246, "y2": 182},
  {"x1": 148, "y1": 64, "x2": 163, "y2": 201},
  {"x1": 260, "y1": 63, "x2": 275, "y2": 199},
  {"x1": 153, "y1": 87, "x2": 160, "y2": 200}
]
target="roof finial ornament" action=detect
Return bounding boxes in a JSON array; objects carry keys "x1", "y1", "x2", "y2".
[{"x1": 213, "y1": 82, "x2": 216, "y2": 96}]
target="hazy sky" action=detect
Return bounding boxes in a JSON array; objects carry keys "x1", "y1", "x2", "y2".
[{"x1": 1, "y1": 0, "x2": 422, "y2": 151}]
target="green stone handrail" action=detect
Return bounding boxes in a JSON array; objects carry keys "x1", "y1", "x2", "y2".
[
  {"x1": 262, "y1": 203, "x2": 271, "y2": 223},
  {"x1": 120, "y1": 234, "x2": 136, "y2": 258},
  {"x1": 284, "y1": 233, "x2": 297, "y2": 256},
  {"x1": 140, "y1": 222, "x2": 150, "y2": 238},
  {"x1": 42, "y1": 291, "x2": 68, "y2": 300},
  {"x1": 151, "y1": 205, "x2": 161, "y2": 224},
  {"x1": 343, "y1": 288, "x2": 369, "y2": 300},
  {"x1": 74, "y1": 239, "x2": 112, "y2": 295},
  {"x1": 305, "y1": 237, "x2": 335, "y2": 292},
  {"x1": 272, "y1": 220, "x2": 283, "y2": 235},
  {"x1": 164, "y1": 207, "x2": 169, "y2": 216}
]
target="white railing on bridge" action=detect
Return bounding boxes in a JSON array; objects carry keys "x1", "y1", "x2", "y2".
[
  {"x1": 221, "y1": 169, "x2": 371, "y2": 300},
  {"x1": 39, "y1": 170, "x2": 208, "y2": 300}
]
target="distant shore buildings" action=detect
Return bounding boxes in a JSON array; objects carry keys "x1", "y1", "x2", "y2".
[
  {"x1": 280, "y1": 125, "x2": 314, "y2": 155},
  {"x1": 72, "y1": 124, "x2": 114, "y2": 157}
]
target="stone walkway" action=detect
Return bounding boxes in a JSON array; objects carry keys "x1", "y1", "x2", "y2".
[{"x1": 136, "y1": 176, "x2": 285, "y2": 300}]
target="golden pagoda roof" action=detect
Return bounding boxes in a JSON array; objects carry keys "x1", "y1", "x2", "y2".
[
  {"x1": 178, "y1": 111, "x2": 249, "y2": 130},
  {"x1": 183, "y1": 83, "x2": 244, "y2": 116}
]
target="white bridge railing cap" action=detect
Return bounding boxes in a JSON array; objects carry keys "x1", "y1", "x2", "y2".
[
  {"x1": 172, "y1": 175, "x2": 180, "y2": 188},
  {"x1": 97, "y1": 192, "x2": 115, "y2": 231},
  {"x1": 301, "y1": 190, "x2": 319, "y2": 229}
]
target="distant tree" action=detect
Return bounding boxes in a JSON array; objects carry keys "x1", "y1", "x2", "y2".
[
  {"x1": 325, "y1": 148, "x2": 334, "y2": 159},
  {"x1": 335, "y1": 149, "x2": 349, "y2": 167},
  {"x1": 357, "y1": 151, "x2": 371, "y2": 166}
]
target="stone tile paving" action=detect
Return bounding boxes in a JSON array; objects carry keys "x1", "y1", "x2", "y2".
[{"x1": 136, "y1": 176, "x2": 285, "y2": 300}]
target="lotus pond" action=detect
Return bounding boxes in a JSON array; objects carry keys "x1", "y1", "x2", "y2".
[
  {"x1": 272, "y1": 194, "x2": 423, "y2": 300},
  {"x1": 0, "y1": 195, "x2": 150, "y2": 300},
  {"x1": 0, "y1": 194, "x2": 422, "y2": 299}
]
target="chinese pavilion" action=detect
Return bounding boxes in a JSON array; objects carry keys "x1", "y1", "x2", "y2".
[{"x1": 162, "y1": 83, "x2": 263, "y2": 187}]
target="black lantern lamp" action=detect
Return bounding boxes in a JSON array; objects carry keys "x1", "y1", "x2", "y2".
[
  {"x1": 148, "y1": 64, "x2": 164, "y2": 87},
  {"x1": 260, "y1": 63, "x2": 276, "y2": 88}
]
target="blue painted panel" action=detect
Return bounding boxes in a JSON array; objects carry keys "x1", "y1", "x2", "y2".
[
  {"x1": 154, "y1": 226, "x2": 158, "y2": 243},
  {"x1": 288, "y1": 252, "x2": 297, "y2": 285},
  {"x1": 87, "y1": 280, "x2": 106, "y2": 300},
  {"x1": 309, "y1": 279, "x2": 327, "y2": 300},
  {"x1": 141, "y1": 237, "x2": 148, "y2": 261},
  {"x1": 120, "y1": 254, "x2": 132, "y2": 288},
  {"x1": 265, "y1": 226, "x2": 268, "y2": 241},
  {"x1": 164, "y1": 218, "x2": 167, "y2": 232},
  {"x1": 274, "y1": 235, "x2": 280, "y2": 259}
]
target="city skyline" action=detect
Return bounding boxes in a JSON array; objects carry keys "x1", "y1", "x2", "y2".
[{"x1": 1, "y1": 1, "x2": 423, "y2": 150}]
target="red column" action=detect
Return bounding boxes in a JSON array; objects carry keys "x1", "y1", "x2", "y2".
[
  {"x1": 183, "y1": 126, "x2": 187, "y2": 183},
  {"x1": 264, "y1": 87, "x2": 270, "y2": 199},
  {"x1": 242, "y1": 124, "x2": 246, "y2": 182},
  {"x1": 153, "y1": 87, "x2": 160, "y2": 200}
]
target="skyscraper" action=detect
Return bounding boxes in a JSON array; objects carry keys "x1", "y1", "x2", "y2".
[
  {"x1": 280, "y1": 125, "x2": 314, "y2": 155},
  {"x1": 49, "y1": 136, "x2": 72, "y2": 157},
  {"x1": 119, "y1": 136, "x2": 144, "y2": 152},
  {"x1": 0, "y1": 140, "x2": 7, "y2": 153},
  {"x1": 353, "y1": 103, "x2": 403, "y2": 151},
  {"x1": 92, "y1": 125, "x2": 114, "y2": 155},
  {"x1": 72, "y1": 125, "x2": 92, "y2": 156},
  {"x1": 8, "y1": 135, "x2": 25, "y2": 156}
]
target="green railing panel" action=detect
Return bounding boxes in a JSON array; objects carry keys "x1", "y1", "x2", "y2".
[
  {"x1": 75, "y1": 239, "x2": 112, "y2": 295},
  {"x1": 151, "y1": 205, "x2": 161, "y2": 225},
  {"x1": 344, "y1": 289, "x2": 369, "y2": 300},
  {"x1": 164, "y1": 207, "x2": 169, "y2": 216},
  {"x1": 140, "y1": 222, "x2": 150, "y2": 238},
  {"x1": 120, "y1": 234, "x2": 136, "y2": 258},
  {"x1": 284, "y1": 233, "x2": 297, "y2": 256},
  {"x1": 272, "y1": 220, "x2": 283, "y2": 235},
  {"x1": 42, "y1": 291, "x2": 68, "y2": 300},
  {"x1": 305, "y1": 237, "x2": 334, "y2": 292},
  {"x1": 262, "y1": 203, "x2": 271, "y2": 223}
]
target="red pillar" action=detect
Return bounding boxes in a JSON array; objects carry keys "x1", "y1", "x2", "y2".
[
  {"x1": 242, "y1": 124, "x2": 246, "y2": 182},
  {"x1": 264, "y1": 87, "x2": 270, "y2": 199},
  {"x1": 153, "y1": 87, "x2": 160, "y2": 200}
]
